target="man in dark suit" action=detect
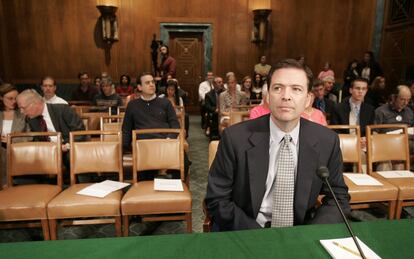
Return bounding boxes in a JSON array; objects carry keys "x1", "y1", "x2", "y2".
[
  {"x1": 205, "y1": 59, "x2": 350, "y2": 231},
  {"x1": 16, "y1": 89, "x2": 85, "y2": 172},
  {"x1": 330, "y1": 78, "x2": 375, "y2": 137},
  {"x1": 204, "y1": 76, "x2": 224, "y2": 140},
  {"x1": 312, "y1": 79, "x2": 335, "y2": 122}
]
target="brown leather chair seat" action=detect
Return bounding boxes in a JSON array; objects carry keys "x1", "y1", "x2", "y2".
[
  {"x1": 0, "y1": 185, "x2": 61, "y2": 220},
  {"x1": 371, "y1": 173, "x2": 414, "y2": 200},
  {"x1": 121, "y1": 181, "x2": 191, "y2": 215},
  {"x1": 344, "y1": 176, "x2": 398, "y2": 202},
  {"x1": 47, "y1": 183, "x2": 122, "y2": 219}
]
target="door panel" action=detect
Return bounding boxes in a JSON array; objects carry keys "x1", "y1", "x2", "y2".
[{"x1": 170, "y1": 32, "x2": 204, "y2": 114}]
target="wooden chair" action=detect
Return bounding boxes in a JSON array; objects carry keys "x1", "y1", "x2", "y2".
[
  {"x1": 100, "y1": 115, "x2": 124, "y2": 141},
  {"x1": 229, "y1": 110, "x2": 250, "y2": 125},
  {"x1": 366, "y1": 124, "x2": 414, "y2": 219},
  {"x1": 47, "y1": 130, "x2": 123, "y2": 240},
  {"x1": 203, "y1": 140, "x2": 219, "y2": 232},
  {"x1": 175, "y1": 106, "x2": 189, "y2": 153},
  {"x1": 121, "y1": 129, "x2": 192, "y2": 236},
  {"x1": 0, "y1": 132, "x2": 63, "y2": 240},
  {"x1": 328, "y1": 125, "x2": 398, "y2": 219}
]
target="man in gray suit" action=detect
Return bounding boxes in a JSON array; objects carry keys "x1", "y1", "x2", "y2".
[{"x1": 205, "y1": 59, "x2": 350, "y2": 231}]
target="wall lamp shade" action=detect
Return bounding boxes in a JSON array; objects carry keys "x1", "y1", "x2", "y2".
[
  {"x1": 96, "y1": 0, "x2": 120, "y2": 44},
  {"x1": 252, "y1": 9, "x2": 272, "y2": 43}
]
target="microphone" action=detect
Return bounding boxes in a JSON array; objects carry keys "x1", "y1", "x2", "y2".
[{"x1": 317, "y1": 166, "x2": 366, "y2": 259}]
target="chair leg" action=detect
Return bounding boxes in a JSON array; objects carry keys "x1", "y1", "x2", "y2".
[
  {"x1": 395, "y1": 200, "x2": 404, "y2": 220},
  {"x1": 186, "y1": 213, "x2": 192, "y2": 233},
  {"x1": 115, "y1": 216, "x2": 122, "y2": 237},
  {"x1": 388, "y1": 200, "x2": 396, "y2": 220},
  {"x1": 49, "y1": 219, "x2": 58, "y2": 240},
  {"x1": 41, "y1": 219, "x2": 50, "y2": 240},
  {"x1": 122, "y1": 215, "x2": 129, "y2": 237}
]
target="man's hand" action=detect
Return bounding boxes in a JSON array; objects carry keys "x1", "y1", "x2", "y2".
[{"x1": 62, "y1": 143, "x2": 70, "y2": 152}]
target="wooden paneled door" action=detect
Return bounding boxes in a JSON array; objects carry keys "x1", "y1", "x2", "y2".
[{"x1": 169, "y1": 32, "x2": 204, "y2": 114}]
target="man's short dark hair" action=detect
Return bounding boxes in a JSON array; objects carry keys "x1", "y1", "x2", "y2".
[
  {"x1": 312, "y1": 79, "x2": 324, "y2": 88},
  {"x1": 41, "y1": 76, "x2": 56, "y2": 86},
  {"x1": 78, "y1": 72, "x2": 89, "y2": 79},
  {"x1": 351, "y1": 77, "x2": 369, "y2": 88},
  {"x1": 139, "y1": 72, "x2": 153, "y2": 85},
  {"x1": 267, "y1": 58, "x2": 313, "y2": 91}
]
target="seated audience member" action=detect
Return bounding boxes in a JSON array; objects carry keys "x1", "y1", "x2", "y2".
[
  {"x1": 410, "y1": 82, "x2": 414, "y2": 111},
  {"x1": 357, "y1": 51, "x2": 383, "y2": 84},
  {"x1": 125, "y1": 83, "x2": 141, "y2": 106},
  {"x1": 122, "y1": 72, "x2": 180, "y2": 150},
  {"x1": 219, "y1": 74, "x2": 249, "y2": 129},
  {"x1": 301, "y1": 91, "x2": 327, "y2": 126},
  {"x1": 254, "y1": 55, "x2": 272, "y2": 77},
  {"x1": 251, "y1": 73, "x2": 264, "y2": 102},
  {"x1": 16, "y1": 89, "x2": 85, "y2": 171},
  {"x1": 71, "y1": 72, "x2": 99, "y2": 103},
  {"x1": 321, "y1": 75, "x2": 337, "y2": 103},
  {"x1": 205, "y1": 76, "x2": 224, "y2": 140},
  {"x1": 116, "y1": 74, "x2": 134, "y2": 99},
  {"x1": 249, "y1": 86, "x2": 270, "y2": 119},
  {"x1": 158, "y1": 79, "x2": 184, "y2": 112},
  {"x1": 317, "y1": 62, "x2": 335, "y2": 80},
  {"x1": 223, "y1": 72, "x2": 241, "y2": 91},
  {"x1": 241, "y1": 76, "x2": 253, "y2": 100},
  {"x1": 122, "y1": 73, "x2": 185, "y2": 179},
  {"x1": 205, "y1": 58, "x2": 350, "y2": 231},
  {"x1": 374, "y1": 85, "x2": 413, "y2": 169},
  {"x1": 92, "y1": 77, "x2": 123, "y2": 115},
  {"x1": 312, "y1": 79, "x2": 335, "y2": 121},
  {"x1": 94, "y1": 76, "x2": 102, "y2": 90},
  {"x1": 342, "y1": 59, "x2": 359, "y2": 99},
  {"x1": 198, "y1": 71, "x2": 214, "y2": 129},
  {"x1": 0, "y1": 84, "x2": 29, "y2": 187},
  {"x1": 375, "y1": 85, "x2": 413, "y2": 128},
  {"x1": 366, "y1": 76, "x2": 387, "y2": 108},
  {"x1": 41, "y1": 76, "x2": 68, "y2": 104},
  {"x1": 331, "y1": 78, "x2": 374, "y2": 136}
]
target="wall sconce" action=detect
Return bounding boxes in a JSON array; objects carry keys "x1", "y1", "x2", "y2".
[
  {"x1": 251, "y1": 0, "x2": 271, "y2": 43},
  {"x1": 252, "y1": 9, "x2": 272, "y2": 43},
  {"x1": 96, "y1": 0, "x2": 120, "y2": 44}
]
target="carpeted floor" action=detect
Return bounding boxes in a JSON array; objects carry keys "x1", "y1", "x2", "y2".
[{"x1": 0, "y1": 115, "x2": 413, "y2": 242}]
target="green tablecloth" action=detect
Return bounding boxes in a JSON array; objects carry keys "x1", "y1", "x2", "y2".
[{"x1": 1, "y1": 219, "x2": 413, "y2": 258}]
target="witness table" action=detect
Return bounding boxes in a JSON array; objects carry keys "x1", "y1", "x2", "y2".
[{"x1": 0, "y1": 219, "x2": 413, "y2": 258}]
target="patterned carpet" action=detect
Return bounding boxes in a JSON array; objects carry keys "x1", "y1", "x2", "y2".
[{"x1": 0, "y1": 116, "x2": 413, "y2": 242}]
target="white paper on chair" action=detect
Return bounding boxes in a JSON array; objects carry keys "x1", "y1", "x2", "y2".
[
  {"x1": 320, "y1": 236, "x2": 381, "y2": 259},
  {"x1": 77, "y1": 180, "x2": 130, "y2": 198},
  {"x1": 386, "y1": 127, "x2": 414, "y2": 135},
  {"x1": 154, "y1": 178, "x2": 183, "y2": 192},
  {"x1": 344, "y1": 173, "x2": 383, "y2": 186},
  {"x1": 376, "y1": 170, "x2": 414, "y2": 178}
]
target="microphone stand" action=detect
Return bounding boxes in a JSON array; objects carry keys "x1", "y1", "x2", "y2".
[{"x1": 321, "y1": 173, "x2": 367, "y2": 259}]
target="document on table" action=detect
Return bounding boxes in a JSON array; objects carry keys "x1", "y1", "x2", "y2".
[
  {"x1": 344, "y1": 173, "x2": 383, "y2": 186},
  {"x1": 154, "y1": 178, "x2": 183, "y2": 191},
  {"x1": 77, "y1": 180, "x2": 130, "y2": 198},
  {"x1": 386, "y1": 127, "x2": 414, "y2": 135},
  {"x1": 320, "y1": 236, "x2": 381, "y2": 259},
  {"x1": 376, "y1": 170, "x2": 414, "y2": 178}
]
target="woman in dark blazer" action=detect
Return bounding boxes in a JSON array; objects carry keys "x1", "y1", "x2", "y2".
[{"x1": 0, "y1": 84, "x2": 29, "y2": 188}]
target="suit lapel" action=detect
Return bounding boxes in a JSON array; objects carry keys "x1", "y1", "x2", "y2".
[
  {"x1": 295, "y1": 119, "x2": 319, "y2": 223},
  {"x1": 247, "y1": 118, "x2": 270, "y2": 217},
  {"x1": 46, "y1": 104, "x2": 60, "y2": 132}
]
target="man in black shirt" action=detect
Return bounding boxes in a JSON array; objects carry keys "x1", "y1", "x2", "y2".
[{"x1": 122, "y1": 73, "x2": 180, "y2": 150}]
